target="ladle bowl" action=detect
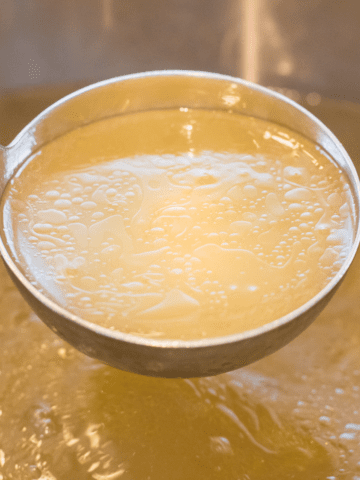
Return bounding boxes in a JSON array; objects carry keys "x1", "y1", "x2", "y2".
[{"x1": 0, "y1": 70, "x2": 359, "y2": 378}]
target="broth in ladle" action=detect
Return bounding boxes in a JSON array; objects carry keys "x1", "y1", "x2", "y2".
[{"x1": 2, "y1": 108, "x2": 355, "y2": 339}]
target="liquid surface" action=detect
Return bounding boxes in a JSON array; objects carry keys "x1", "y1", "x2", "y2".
[
  {"x1": 2, "y1": 108, "x2": 355, "y2": 339},
  {"x1": 1, "y1": 251, "x2": 360, "y2": 480},
  {"x1": 0, "y1": 87, "x2": 360, "y2": 479}
]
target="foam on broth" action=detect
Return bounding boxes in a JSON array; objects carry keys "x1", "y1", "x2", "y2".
[
  {"x1": 1, "y1": 91, "x2": 360, "y2": 478},
  {"x1": 2, "y1": 108, "x2": 355, "y2": 339}
]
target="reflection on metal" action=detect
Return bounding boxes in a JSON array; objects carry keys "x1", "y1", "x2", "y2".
[
  {"x1": 241, "y1": 0, "x2": 261, "y2": 83},
  {"x1": 306, "y1": 92, "x2": 322, "y2": 107},
  {"x1": 102, "y1": 0, "x2": 113, "y2": 31}
]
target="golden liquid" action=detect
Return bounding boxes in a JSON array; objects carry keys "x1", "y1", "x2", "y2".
[
  {"x1": 0, "y1": 89, "x2": 360, "y2": 479},
  {"x1": 2, "y1": 108, "x2": 355, "y2": 339}
]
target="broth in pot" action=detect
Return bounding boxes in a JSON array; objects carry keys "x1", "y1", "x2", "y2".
[{"x1": 0, "y1": 83, "x2": 360, "y2": 479}]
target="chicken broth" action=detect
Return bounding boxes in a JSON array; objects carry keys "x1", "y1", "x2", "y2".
[
  {"x1": 2, "y1": 108, "x2": 355, "y2": 339},
  {"x1": 1, "y1": 255, "x2": 360, "y2": 479},
  {"x1": 0, "y1": 87, "x2": 359, "y2": 478}
]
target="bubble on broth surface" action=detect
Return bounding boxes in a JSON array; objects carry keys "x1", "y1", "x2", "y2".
[{"x1": 2, "y1": 109, "x2": 355, "y2": 340}]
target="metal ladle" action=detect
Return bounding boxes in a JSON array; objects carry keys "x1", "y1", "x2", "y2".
[{"x1": 0, "y1": 71, "x2": 359, "y2": 378}]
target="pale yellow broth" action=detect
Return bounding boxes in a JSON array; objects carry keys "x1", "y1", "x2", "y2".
[
  {"x1": 2, "y1": 108, "x2": 355, "y2": 339},
  {"x1": 0, "y1": 90, "x2": 359, "y2": 478}
]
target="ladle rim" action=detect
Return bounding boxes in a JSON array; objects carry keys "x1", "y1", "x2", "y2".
[{"x1": 1, "y1": 70, "x2": 360, "y2": 352}]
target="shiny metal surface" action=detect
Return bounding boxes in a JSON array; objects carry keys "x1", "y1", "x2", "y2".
[
  {"x1": 2, "y1": 0, "x2": 360, "y2": 102},
  {"x1": 0, "y1": 70, "x2": 359, "y2": 377}
]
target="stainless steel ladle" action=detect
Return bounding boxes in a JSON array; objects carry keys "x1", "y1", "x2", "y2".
[{"x1": 0, "y1": 71, "x2": 359, "y2": 378}]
